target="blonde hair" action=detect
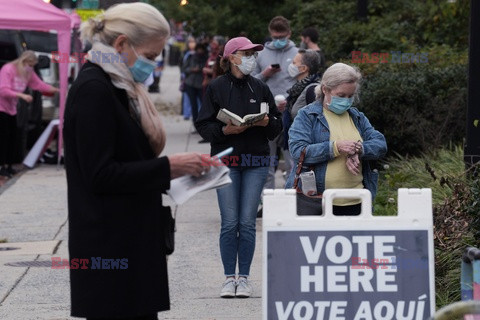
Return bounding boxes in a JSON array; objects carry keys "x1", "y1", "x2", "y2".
[
  {"x1": 315, "y1": 62, "x2": 362, "y2": 103},
  {"x1": 11, "y1": 50, "x2": 38, "y2": 79},
  {"x1": 81, "y1": 2, "x2": 170, "y2": 46}
]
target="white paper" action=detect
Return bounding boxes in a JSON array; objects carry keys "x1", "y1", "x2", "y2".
[
  {"x1": 260, "y1": 102, "x2": 268, "y2": 114},
  {"x1": 167, "y1": 165, "x2": 232, "y2": 205},
  {"x1": 23, "y1": 119, "x2": 59, "y2": 168}
]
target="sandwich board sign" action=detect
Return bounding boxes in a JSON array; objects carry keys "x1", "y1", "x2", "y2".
[{"x1": 262, "y1": 188, "x2": 434, "y2": 320}]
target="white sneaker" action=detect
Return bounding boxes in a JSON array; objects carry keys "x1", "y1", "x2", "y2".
[
  {"x1": 235, "y1": 277, "x2": 252, "y2": 298},
  {"x1": 220, "y1": 278, "x2": 236, "y2": 298}
]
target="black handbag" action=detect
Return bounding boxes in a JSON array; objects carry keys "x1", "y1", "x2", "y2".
[{"x1": 163, "y1": 206, "x2": 176, "y2": 255}]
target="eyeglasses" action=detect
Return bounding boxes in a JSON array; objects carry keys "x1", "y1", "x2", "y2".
[{"x1": 235, "y1": 51, "x2": 258, "y2": 58}]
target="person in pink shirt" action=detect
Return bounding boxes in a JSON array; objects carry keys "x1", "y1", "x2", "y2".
[{"x1": 0, "y1": 50, "x2": 58, "y2": 178}]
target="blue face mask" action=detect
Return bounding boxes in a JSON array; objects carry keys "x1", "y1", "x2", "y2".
[
  {"x1": 328, "y1": 96, "x2": 354, "y2": 115},
  {"x1": 128, "y1": 45, "x2": 156, "y2": 83},
  {"x1": 273, "y1": 38, "x2": 288, "y2": 49}
]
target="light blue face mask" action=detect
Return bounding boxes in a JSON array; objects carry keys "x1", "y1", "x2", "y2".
[
  {"x1": 128, "y1": 45, "x2": 156, "y2": 83},
  {"x1": 328, "y1": 96, "x2": 354, "y2": 115},
  {"x1": 273, "y1": 38, "x2": 288, "y2": 49}
]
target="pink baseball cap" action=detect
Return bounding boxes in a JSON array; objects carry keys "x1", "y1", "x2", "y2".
[{"x1": 223, "y1": 37, "x2": 264, "y2": 58}]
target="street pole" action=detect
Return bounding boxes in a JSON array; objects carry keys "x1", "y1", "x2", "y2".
[{"x1": 465, "y1": 0, "x2": 480, "y2": 173}]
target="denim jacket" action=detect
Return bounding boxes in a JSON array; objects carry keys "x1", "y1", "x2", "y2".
[{"x1": 285, "y1": 101, "x2": 387, "y2": 200}]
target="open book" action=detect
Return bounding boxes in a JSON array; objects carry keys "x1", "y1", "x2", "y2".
[
  {"x1": 216, "y1": 102, "x2": 268, "y2": 127},
  {"x1": 167, "y1": 149, "x2": 233, "y2": 205}
]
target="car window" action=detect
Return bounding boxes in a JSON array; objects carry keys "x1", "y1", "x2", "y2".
[
  {"x1": 21, "y1": 31, "x2": 58, "y2": 54},
  {"x1": 22, "y1": 30, "x2": 80, "y2": 54},
  {"x1": 0, "y1": 30, "x2": 24, "y2": 69},
  {"x1": 0, "y1": 41, "x2": 18, "y2": 62}
]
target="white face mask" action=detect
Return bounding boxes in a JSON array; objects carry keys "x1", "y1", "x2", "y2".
[
  {"x1": 235, "y1": 55, "x2": 257, "y2": 75},
  {"x1": 288, "y1": 63, "x2": 300, "y2": 78}
]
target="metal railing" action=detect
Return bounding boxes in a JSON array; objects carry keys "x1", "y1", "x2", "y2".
[{"x1": 429, "y1": 247, "x2": 480, "y2": 319}]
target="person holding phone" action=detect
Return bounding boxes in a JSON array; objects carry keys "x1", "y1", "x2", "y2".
[
  {"x1": 196, "y1": 37, "x2": 282, "y2": 298},
  {"x1": 64, "y1": 3, "x2": 207, "y2": 319},
  {"x1": 251, "y1": 16, "x2": 298, "y2": 192}
]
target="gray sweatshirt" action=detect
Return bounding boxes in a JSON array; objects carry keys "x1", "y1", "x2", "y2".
[{"x1": 252, "y1": 40, "x2": 298, "y2": 97}]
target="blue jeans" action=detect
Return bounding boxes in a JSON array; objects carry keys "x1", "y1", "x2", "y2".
[
  {"x1": 184, "y1": 84, "x2": 202, "y2": 122},
  {"x1": 216, "y1": 166, "x2": 269, "y2": 277}
]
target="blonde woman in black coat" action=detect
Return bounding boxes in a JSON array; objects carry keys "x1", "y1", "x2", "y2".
[{"x1": 64, "y1": 3, "x2": 206, "y2": 319}]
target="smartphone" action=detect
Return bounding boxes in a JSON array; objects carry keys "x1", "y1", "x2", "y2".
[
  {"x1": 214, "y1": 147, "x2": 234, "y2": 159},
  {"x1": 271, "y1": 63, "x2": 280, "y2": 69}
]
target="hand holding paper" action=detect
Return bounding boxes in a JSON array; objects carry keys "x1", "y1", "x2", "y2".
[
  {"x1": 167, "y1": 152, "x2": 208, "y2": 179},
  {"x1": 167, "y1": 148, "x2": 234, "y2": 204}
]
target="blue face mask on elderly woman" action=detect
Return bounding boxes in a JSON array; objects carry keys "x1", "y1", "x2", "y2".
[
  {"x1": 328, "y1": 96, "x2": 354, "y2": 115},
  {"x1": 128, "y1": 45, "x2": 157, "y2": 82}
]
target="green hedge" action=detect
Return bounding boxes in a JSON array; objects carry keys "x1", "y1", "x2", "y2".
[
  {"x1": 291, "y1": 0, "x2": 470, "y2": 64},
  {"x1": 357, "y1": 63, "x2": 467, "y2": 156},
  {"x1": 374, "y1": 146, "x2": 480, "y2": 308},
  {"x1": 290, "y1": 0, "x2": 469, "y2": 156}
]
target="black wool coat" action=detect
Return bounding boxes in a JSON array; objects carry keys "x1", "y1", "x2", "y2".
[{"x1": 64, "y1": 62, "x2": 171, "y2": 318}]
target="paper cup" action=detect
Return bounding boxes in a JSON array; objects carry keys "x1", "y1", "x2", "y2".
[{"x1": 274, "y1": 94, "x2": 286, "y2": 107}]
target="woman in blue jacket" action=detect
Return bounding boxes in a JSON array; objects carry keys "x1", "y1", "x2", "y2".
[{"x1": 286, "y1": 63, "x2": 387, "y2": 216}]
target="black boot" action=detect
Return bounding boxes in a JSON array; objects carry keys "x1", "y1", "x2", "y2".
[
  {"x1": 148, "y1": 76, "x2": 160, "y2": 93},
  {"x1": 7, "y1": 166, "x2": 17, "y2": 175},
  {"x1": 0, "y1": 166, "x2": 12, "y2": 178}
]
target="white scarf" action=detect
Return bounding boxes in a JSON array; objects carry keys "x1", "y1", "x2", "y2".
[{"x1": 86, "y1": 42, "x2": 166, "y2": 156}]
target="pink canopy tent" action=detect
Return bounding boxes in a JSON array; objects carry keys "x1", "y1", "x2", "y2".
[
  {"x1": 0, "y1": 0, "x2": 72, "y2": 159},
  {"x1": 70, "y1": 12, "x2": 82, "y2": 29}
]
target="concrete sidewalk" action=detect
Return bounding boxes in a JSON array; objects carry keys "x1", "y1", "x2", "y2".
[{"x1": 0, "y1": 65, "x2": 284, "y2": 320}]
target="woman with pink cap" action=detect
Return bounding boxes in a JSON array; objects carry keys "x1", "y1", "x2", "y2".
[{"x1": 196, "y1": 37, "x2": 282, "y2": 298}]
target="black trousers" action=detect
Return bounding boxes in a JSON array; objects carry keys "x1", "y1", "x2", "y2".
[
  {"x1": 296, "y1": 193, "x2": 362, "y2": 216},
  {"x1": 0, "y1": 111, "x2": 16, "y2": 167},
  {"x1": 86, "y1": 314, "x2": 157, "y2": 320}
]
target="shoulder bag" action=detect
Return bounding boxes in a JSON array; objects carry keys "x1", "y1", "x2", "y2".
[
  {"x1": 163, "y1": 206, "x2": 176, "y2": 255},
  {"x1": 293, "y1": 147, "x2": 323, "y2": 215}
]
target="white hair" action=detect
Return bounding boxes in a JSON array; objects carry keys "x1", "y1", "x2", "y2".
[
  {"x1": 81, "y1": 2, "x2": 170, "y2": 46},
  {"x1": 315, "y1": 62, "x2": 362, "y2": 103}
]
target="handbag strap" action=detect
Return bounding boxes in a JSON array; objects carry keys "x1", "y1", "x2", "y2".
[{"x1": 293, "y1": 147, "x2": 307, "y2": 189}]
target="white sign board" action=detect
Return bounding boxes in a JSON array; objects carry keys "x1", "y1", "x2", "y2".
[{"x1": 262, "y1": 188, "x2": 435, "y2": 320}]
